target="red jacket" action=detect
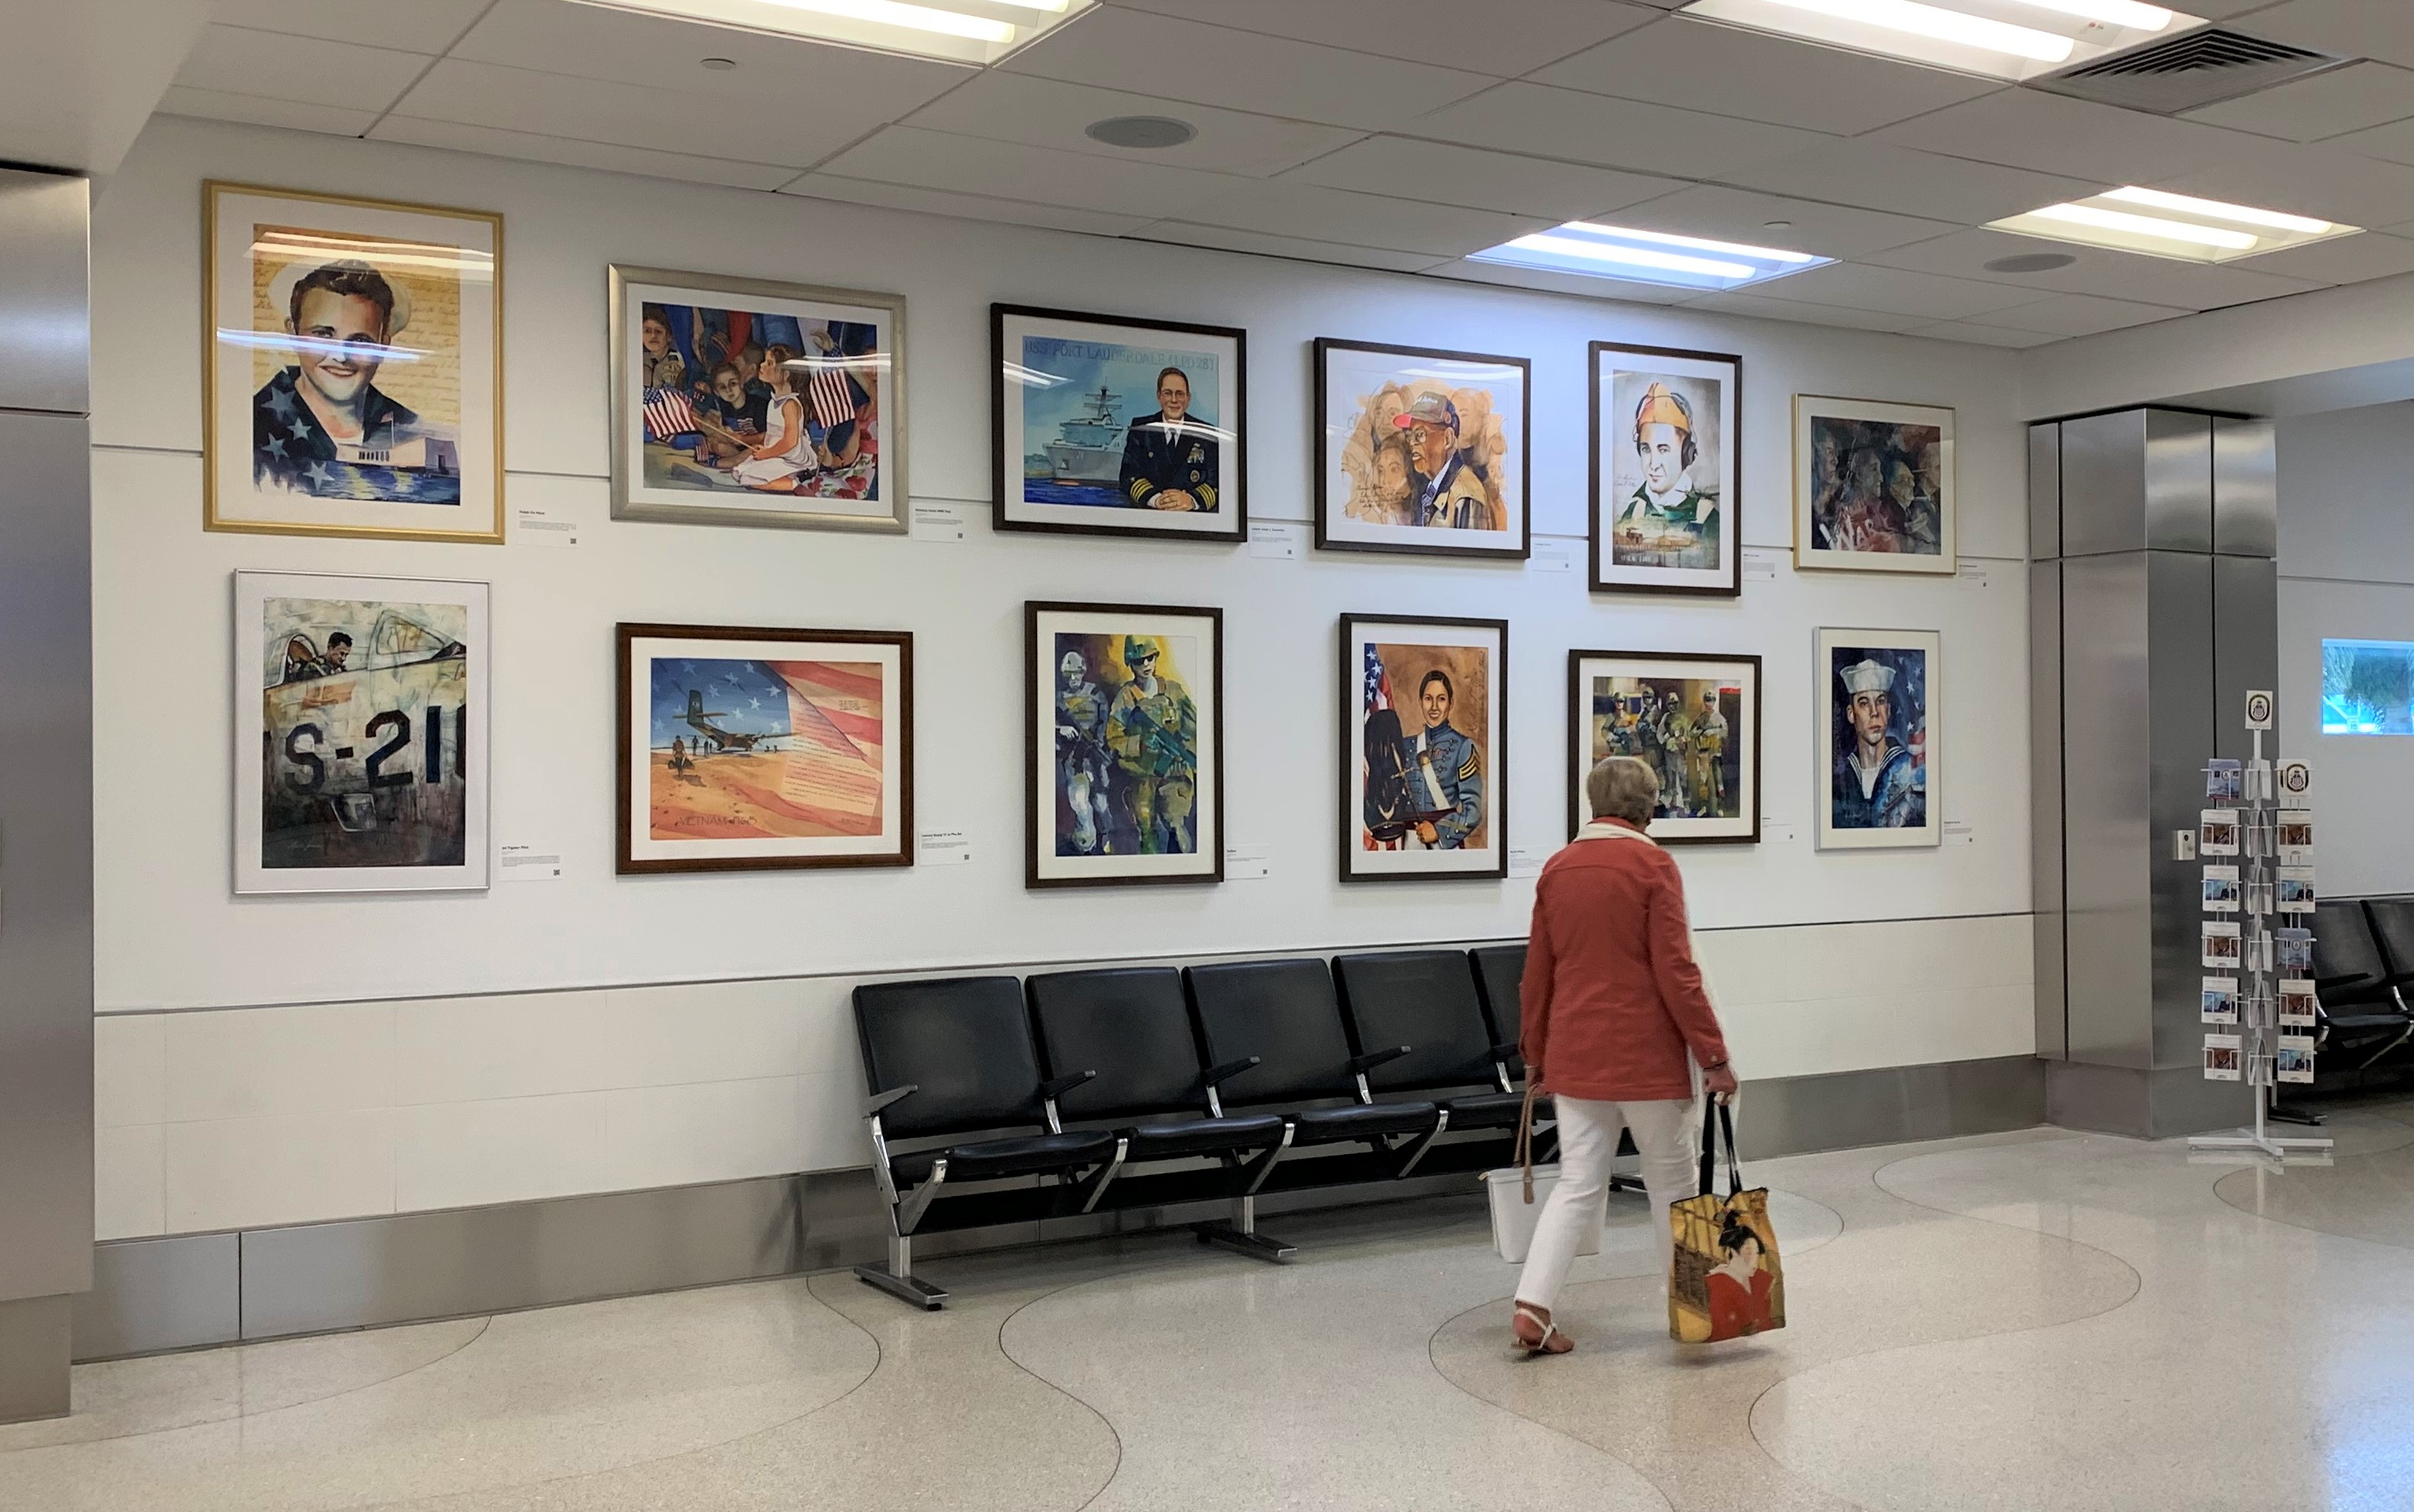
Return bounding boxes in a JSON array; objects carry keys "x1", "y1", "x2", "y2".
[{"x1": 1520, "y1": 819, "x2": 1732, "y2": 1102}]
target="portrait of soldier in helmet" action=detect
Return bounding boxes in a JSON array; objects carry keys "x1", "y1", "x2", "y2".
[{"x1": 1594, "y1": 348, "x2": 1739, "y2": 593}]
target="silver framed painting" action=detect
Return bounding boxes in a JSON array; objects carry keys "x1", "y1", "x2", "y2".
[
  {"x1": 1815, "y1": 625, "x2": 1941, "y2": 851},
  {"x1": 234, "y1": 570, "x2": 491, "y2": 894},
  {"x1": 610, "y1": 264, "x2": 907, "y2": 533},
  {"x1": 1793, "y1": 396, "x2": 1956, "y2": 573}
]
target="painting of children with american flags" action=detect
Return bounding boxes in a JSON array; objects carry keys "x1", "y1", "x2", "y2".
[{"x1": 610, "y1": 267, "x2": 907, "y2": 532}]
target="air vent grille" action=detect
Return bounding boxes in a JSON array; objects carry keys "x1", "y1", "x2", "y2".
[{"x1": 2031, "y1": 28, "x2": 2349, "y2": 114}]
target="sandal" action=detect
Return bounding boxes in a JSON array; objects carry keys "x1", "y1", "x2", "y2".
[{"x1": 1512, "y1": 1302, "x2": 1572, "y2": 1358}]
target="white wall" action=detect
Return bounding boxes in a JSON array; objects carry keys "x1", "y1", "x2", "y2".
[
  {"x1": 2277, "y1": 401, "x2": 2414, "y2": 898},
  {"x1": 91, "y1": 116, "x2": 2038, "y2": 1236}
]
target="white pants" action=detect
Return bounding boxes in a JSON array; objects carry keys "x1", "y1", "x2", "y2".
[{"x1": 1513, "y1": 1095, "x2": 1700, "y2": 1313}]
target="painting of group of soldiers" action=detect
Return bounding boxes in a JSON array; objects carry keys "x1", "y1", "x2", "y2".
[
  {"x1": 1051, "y1": 631, "x2": 1203, "y2": 860},
  {"x1": 1592, "y1": 677, "x2": 1740, "y2": 822}
]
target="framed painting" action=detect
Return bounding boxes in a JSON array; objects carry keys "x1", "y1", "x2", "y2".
[
  {"x1": 1591, "y1": 343, "x2": 1740, "y2": 596},
  {"x1": 993, "y1": 305, "x2": 1246, "y2": 543},
  {"x1": 616, "y1": 623, "x2": 912, "y2": 874},
  {"x1": 1342, "y1": 614, "x2": 1507, "y2": 883},
  {"x1": 1027, "y1": 602, "x2": 1222, "y2": 887},
  {"x1": 1815, "y1": 626, "x2": 1941, "y2": 850},
  {"x1": 1315, "y1": 340, "x2": 1530, "y2": 560},
  {"x1": 1793, "y1": 396, "x2": 1956, "y2": 573},
  {"x1": 205, "y1": 183, "x2": 502, "y2": 543},
  {"x1": 234, "y1": 571, "x2": 490, "y2": 894},
  {"x1": 1568, "y1": 650, "x2": 1760, "y2": 844},
  {"x1": 609, "y1": 265, "x2": 907, "y2": 533}
]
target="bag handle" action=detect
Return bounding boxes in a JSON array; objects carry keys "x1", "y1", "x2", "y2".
[
  {"x1": 1515, "y1": 1084, "x2": 1538, "y2": 1204},
  {"x1": 1696, "y1": 1097, "x2": 1743, "y2": 1199}
]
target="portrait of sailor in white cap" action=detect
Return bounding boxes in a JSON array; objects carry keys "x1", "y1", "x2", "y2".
[{"x1": 1832, "y1": 655, "x2": 1925, "y2": 829}]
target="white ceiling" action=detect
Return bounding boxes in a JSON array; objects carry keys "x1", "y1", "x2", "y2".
[{"x1": 145, "y1": 0, "x2": 2414, "y2": 348}]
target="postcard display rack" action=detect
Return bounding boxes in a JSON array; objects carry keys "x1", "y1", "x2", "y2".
[{"x1": 2189, "y1": 690, "x2": 2332, "y2": 1158}]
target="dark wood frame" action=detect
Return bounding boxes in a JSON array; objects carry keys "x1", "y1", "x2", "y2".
[
  {"x1": 1587, "y1": 341, "x2": 1743, "y2": 598},
  {"x1": 1338, "y1": 613, "x2": 1510, "y2": 883},
  {"x1": 1565, "y1": 648, "x2": 1763, "y2": 845},
  {"x1": 615, "y1": 621, "x2": 914, "y2": 875},
  {"x1": 990, "y1": 304, "x2": 1249, "y2": 544},
  {"x1": 1313, "y1": 339, "x2": 1532, "y2": 561},
  {"x1": 1025, "y1": 600, "x2": 1226, "y2": 889}
]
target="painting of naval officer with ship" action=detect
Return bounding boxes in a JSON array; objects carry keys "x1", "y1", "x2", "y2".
[
  {"x1": 993, "y1": 305, "x2": 1247, "y2": 542},
  {"x1": 610, "y1": 267, "x2": 908, "y2": 534}
]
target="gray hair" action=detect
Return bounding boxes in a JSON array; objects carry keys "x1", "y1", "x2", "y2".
[{"x1": 1587, "y1": 755, "x2": 1659, "y2": 826}]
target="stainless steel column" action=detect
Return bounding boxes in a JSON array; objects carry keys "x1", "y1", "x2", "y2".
[
  {"x1": 2029, "y1": 408, "x2": 2271, "y2": 1138},
  {"x1": 0, "y1": 166, "x2": 93, "y2": 1423}
]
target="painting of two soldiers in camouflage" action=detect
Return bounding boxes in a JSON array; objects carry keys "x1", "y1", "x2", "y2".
[{"x1": 1051, "y1": 631, "x2": 1202, "y2": 859}]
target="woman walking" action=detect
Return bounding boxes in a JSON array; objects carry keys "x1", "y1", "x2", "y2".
[{"x1": 1512, "y1": 755, "x2": 1738, "y2": 1357}]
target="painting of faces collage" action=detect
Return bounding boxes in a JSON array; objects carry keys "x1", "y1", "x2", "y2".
[{"x1": 203, "y1": 180, "x2": 1963, "y2": 898}]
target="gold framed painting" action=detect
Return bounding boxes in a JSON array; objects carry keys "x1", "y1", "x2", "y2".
[{"x1": 204, "y1": 182, "x2": 504, "y2": 543}]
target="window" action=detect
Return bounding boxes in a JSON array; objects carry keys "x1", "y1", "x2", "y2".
[{"x1": 2322, "y1": 639, "x2": 2414, "y2": 735}]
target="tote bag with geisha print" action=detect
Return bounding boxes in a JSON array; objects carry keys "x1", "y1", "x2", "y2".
[{"x1": 1668, "y1": 1100, "x2": 1785, "y2": 1343}]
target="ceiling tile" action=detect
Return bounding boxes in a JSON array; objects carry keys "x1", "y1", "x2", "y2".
[
  {"x1": 2233, "y1": 0, "x2": 2414, "y2": 70},
  {"x1": 1104, "y1": 0, "x2": 1659, "y2": 78},
  {"x1": 1409, "y1": 82, "x2": 1832, "y2": 180},
  {"x1": 158, "y1": 85, "x2": 378, "y2": 137},
  {"x1": 2144, "y1": 141, "x2": 2414, "y2": 228},
  {"x1": 1865, "y1": 89, "x2": 2279, "y2": 186},
  {"x1": 1742, "y1": 262, "x2": 2043, "y2": 319},
  {"x1": 371, "y1": 116, "x2": 804, "y2": 192},
  {"x1": 815, "y1": 126, "x2": 1243, "y2": 220},
  {"x1": 1607, "y1": 184, "x2": 1959, "y2": 259},
  {"x1": 2332, "y1": 114, "x2": 2414, "y2": 167},
  {"x1": 1857, "y1": 228, "x2": 2331, "y2": 310},
  {"x1": 899, "y1": 70, "x2": 1360, "y2": 178},
  {"x1": 1281, "y1": 135, "x2": 1684, "y2": 221},
  {"x1": 1716, "y1": 140, "x2": 2106, "y2": 224},
  {"x1": 391, "y1": 59, "x2": 895, "y2": 169},
  {"x1": 1953, "y1": 293, "x2": 2190, "y2": 337},
  {"x1": 2183, "y1": 60, "x2": 2414, "y2": 142},
  {"x1": 203, "y1": 0, "x2": 487, "y2": 51},
  {"x1": 1124, "y1": 221, "x2": 1450, "y2": 274},
  {"x1": 1679, "y1": 290, "x2": 1929, "y2": 332},
  {"x1": 1904, "y1": 321, "x2": 2062, "y2": 349},
  {"x1": 1179, "y1": 178, "x2": 1552, "y2": 258},
  {"x1": 1429, "y1": 257, "x2": 1701, "y2": 305},
  {"x1": 1003, "y1": 8, "x2": 1494, "y2": 132},
  {"x1": 173, "y1": 23, "x2": 428, "y2": 112},
  {"x1": 1533, "y1": 16, "x2": 2000, "y2": 135},
  {"x1": 788, "y1": 175, "x2": 1154, "y2": 237},
  {"x1": 450, "y1": 0, "x2": 967, "y2": 112},
  {"x1": 2227, "y1": 229, "x2": 2414, "y2": 283}
]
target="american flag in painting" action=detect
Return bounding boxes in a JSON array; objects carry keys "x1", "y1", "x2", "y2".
[
  {"x1": 808, "y1": 365, "x2": 857, "y2": 431},
  {"x1": 641, "y1": 387, "x2": 698, "y2": 442},
  {"x1": 1363, "y1": 644, "x2": 1393, "y2": 719}
]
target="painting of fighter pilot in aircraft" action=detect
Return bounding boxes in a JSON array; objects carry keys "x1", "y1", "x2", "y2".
[
  {"x1": 234, "y1": 571, "x2": 489, "y2": 894},
  {"x1": 618, "y1": 623, "x2": 913, "y2": 874}
]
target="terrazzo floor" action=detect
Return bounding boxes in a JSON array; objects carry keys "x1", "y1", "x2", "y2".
[{"x1": 7, "y1": 1095, "x2": 2414, "y2": 1511}]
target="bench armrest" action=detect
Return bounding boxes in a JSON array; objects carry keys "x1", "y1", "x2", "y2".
[
  {"x1": 864, "y1": 1084, "x2": 918, "y2": 1118},
  {"x1": 1349, "y1": 1045, "x2": 1410, "y2": 1076},
  {"x1": 1040, "y1": 1069, "x2": 1097, "y2": 1101},
  {"x1": 1199, "y1": 1055, "x2": 1260, "y2": 1092}
]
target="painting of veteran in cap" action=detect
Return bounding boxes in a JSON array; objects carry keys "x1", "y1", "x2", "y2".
[
  {"x1": 1592, "y1": 344, "x2": 1740, "y2": 595},
  {"x1": 1026, "y1": 602, "x2": 1224, "y2": 888},
  {"x1": 1794, "y1": 396, "x2": 1956, "y2": 575},
  {"x1": 1316, "y1": 338, "x2": 1529, "y2": 560},
  {"x1": 207, "y1": 183, "x2": 502, "y2": 543},
  {"x1": 1815, "y1": 628, "x2": 1941, "y2": 850}
]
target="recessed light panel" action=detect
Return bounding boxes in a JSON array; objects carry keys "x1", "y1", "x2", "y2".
[
  {"x1": 1987, "y1": 187, "x2": 2361, "y2": 263},
  {"x1": 1469, "y1": 221, "x2": 1831, "y2": 292},
  {"x1": 1678, "y1": 0, "x2": 2206, "y2": 82},
  {"x1": 570, "y1": 0, "x2": 1092, "y2": 66}
]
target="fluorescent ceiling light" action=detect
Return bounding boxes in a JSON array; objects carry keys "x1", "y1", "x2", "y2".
[
  {"x1": 1679, "y1": 0, "x2": 2205, "y2": 83},
  {"x1": 1469, "y1": 221, "x2": 1833, "y2": 291},
  {"x1": 1989, "y1": 186, "x2": 2360, "y2": 264},
  {"x1": 2100, "y1": 186, "x2": 2331, "y2": 234},
  {"x1": 569, "y1": 0, "x2": 1092, "y2": 65}
]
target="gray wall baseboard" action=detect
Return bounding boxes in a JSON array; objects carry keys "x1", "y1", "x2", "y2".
[{"x1": 74, "y1": 1054, "x2": 2047, "y2": 1362}]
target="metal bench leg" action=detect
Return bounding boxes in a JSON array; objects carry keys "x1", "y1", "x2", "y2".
[
  {"x1": 855, "y1": 1233, "x2": 948, "y2": 1310},
  {"x1": 1196, "y1": 1194, "x2": 1298, "y2": 1263}
]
